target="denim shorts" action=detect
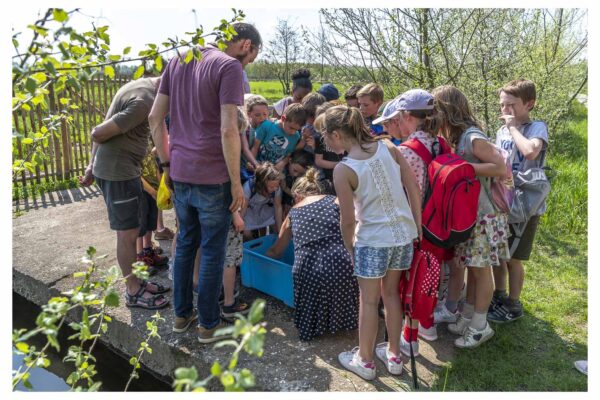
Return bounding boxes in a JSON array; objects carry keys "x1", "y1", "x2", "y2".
[{"x1": 354, "y1": 243, "x2": 414, "y2": 279}]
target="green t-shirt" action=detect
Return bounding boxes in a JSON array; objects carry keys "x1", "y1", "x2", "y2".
[{"x1": 93, "y1": 78, "x2": 157, "y2": 181}]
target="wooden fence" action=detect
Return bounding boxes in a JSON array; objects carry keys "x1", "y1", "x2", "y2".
[{"x1": 12, "y1": 75, "x2": 132, "y2": 189}]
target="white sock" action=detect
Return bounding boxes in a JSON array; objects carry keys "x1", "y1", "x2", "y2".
[
  {"x1": 471, "y1": 312, "x2": 488, "y2": 331},
  {"x1": 462, "y1": 303, "x2": 475, "y2": 319}
]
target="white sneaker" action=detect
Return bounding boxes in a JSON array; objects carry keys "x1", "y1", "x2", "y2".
[
  {"x1": 375, "y1": 342, "x2": 403, "y2": 375},
  {"x1": 418, "y1": 323, "x2": 438, "y2": 341},
  {"x1": 574, "y1": 360, "x2": 588, "y2": 376},
  {"x1": 448, "y1": 314, "x2": 471, "y2": 335},
  {"x1": 338, "y1": 347, "x2": 376, "y2": 381},
  {"x1": 400, "y1": 335, "x2": 420, "y2": 357},
  {"x1": 454, "y1": 322, "x2": 494, "y2": 349},
  {"x1": 434, "y1": 305, "x2": 458, "y2": 323}
]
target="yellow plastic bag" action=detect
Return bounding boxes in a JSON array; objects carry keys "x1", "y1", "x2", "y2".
[{"x1": 157, "y1": 175, "x2": 173, "y2": 210}]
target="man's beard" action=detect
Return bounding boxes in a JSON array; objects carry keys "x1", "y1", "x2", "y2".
[{"x1": 234, "y1": 50, "x2": 249, "y2": 64}]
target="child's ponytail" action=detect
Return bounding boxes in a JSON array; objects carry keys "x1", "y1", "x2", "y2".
[
  {"x1": 292, "y1": 167, "x2": 324, "y2": 197},
  {"x1": 324, "y1": 105, "x2": 375, "y2": 152}
]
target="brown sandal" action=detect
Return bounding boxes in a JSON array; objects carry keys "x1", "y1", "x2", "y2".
[
  {"x1": 141, "y1": 279, "x2": 170, "y2": 294},
  {"x1": 125, "y1": 286, "x2": 169, "y2": 310}
]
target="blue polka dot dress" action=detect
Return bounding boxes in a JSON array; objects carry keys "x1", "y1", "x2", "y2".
[{"x1": 288, "y1": 195, "x2": 359, "y2": 341}]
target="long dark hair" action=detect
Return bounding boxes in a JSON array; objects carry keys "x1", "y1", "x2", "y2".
[{"x1": 432, "y1": 85, "x2": 482, "y2": 147}]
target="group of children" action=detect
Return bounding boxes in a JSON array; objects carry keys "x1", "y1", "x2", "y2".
[{"x1": 232, "y1": 73, "x2": 548, "y2": 381}]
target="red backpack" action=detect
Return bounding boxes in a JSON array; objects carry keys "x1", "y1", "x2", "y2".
[
  {"x1": 401, "y1": 135, "x2": 480, "y2": 249},
  {"x1": 398, "y1": 242, "x2": 441, "y2": 321}
]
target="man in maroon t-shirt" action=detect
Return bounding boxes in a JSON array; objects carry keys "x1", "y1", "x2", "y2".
[{"x1": 149, "y1": 22, "x2": 261, "y2": 343}]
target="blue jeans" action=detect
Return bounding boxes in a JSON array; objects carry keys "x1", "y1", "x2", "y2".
[{"x1": 173, "y1": 181, "x2": 232, "y2": 329}]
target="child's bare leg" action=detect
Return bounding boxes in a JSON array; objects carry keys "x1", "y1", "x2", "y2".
[
  {"x1": 446, "y1": 257, "x2": 464, "y2": 312},
  {"x1": 222, "y1": 265, "x2": 237, "y2": 306},
  {"x1": 493, "y1": 261, "x2": 508, "y2": 292},
  {"x1": 506, "y1": 259, "x2": 525, "y2": 300},
  {"x1": 381, "y1": 270, "x2": 403, "y2": 356},
  {"x1": 357, "y1": 278, "x2": 381, "y2": 363}
]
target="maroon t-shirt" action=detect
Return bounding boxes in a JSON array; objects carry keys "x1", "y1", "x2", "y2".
[{"x1": 159, "y1": 46, "x2": 244, "y2": 184}]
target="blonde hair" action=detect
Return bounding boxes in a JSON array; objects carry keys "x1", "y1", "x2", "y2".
[
  {"x1": 245, "y1": 94, "x2": 269, "y2": 113},
  {"x1": 236, "y1": 106, "x2": 249, "y2": 133},
  {"x1": 357, "y1": 83, "x2": 384, "y2": 103},
  {"x1": 323, "y1": 105, "x2": 375, "y2": 151},
  {"x1": 291, "y1": 167, "x2": 324, "y2": 197},
  {"x1": 432, "y1": 85, "x2": 482, "y2": 147},
  {"x1": 253, "y1": 162, "x2": 283, "y2": 195}
]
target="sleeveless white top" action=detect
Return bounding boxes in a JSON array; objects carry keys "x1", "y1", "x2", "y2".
[{"x1": 340, "y1": 141, "x2": 418, "y2": 248}]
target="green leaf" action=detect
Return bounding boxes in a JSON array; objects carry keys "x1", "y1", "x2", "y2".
[
  {"x1": 59, "y1": 98, "x2": 69, "y2": 105},
  {"x1": 220, "y1": 371, "x2": 235, "y2": 387},
  {"x1": 248, "y1": 299, "x2": 266, "y2": 324},
  {"x1": 210, "y1": 361, "x2": 221, "y2": 376},
  {"x1": 238, "y1": 369, "x2": 255, "y2": 388},
  {"x1": 25, "y1": 77, "x2": 38, "y2": 94},
  {"x1": 155, "y1": 55, "x2": 163, "y2": 72},
  {"x1": 72, "y1": 271, "x2": 86, "y2": 278},
  {"x1": 104, "y1": 65, "x2": 115, "y2": 79},
  {"x1": 184, "y1": 50, "x2": 194, "y2": 64},
  {"x1": 15, "y1": 342, "x2": 29, "y2": 353},
  {"x1": 104, "y1": 290, "x2": 120, "y2": 307},
  {"x1": 21, "y1": 138, "x2": 33, "y2": 145},
  {"x1": 108, "y1": 55, "x2": 121, "y2": 62},
  {"x1": 123, "y1": 46, "x2": 131, "y2": 55},
  {"x1": 133, "y1": 65, "x2": 145, "y2": 80},
  {"x1": 52, "y1": 9, "x2": 69, "y2": 23}
]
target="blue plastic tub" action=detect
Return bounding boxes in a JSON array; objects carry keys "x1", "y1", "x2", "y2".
[{"x1": 241, "y1": 234, "x2": 295, "y2": 308}]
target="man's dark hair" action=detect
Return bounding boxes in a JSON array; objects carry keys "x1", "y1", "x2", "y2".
[{"x1": 231, "y1": 22, "x2": 262, "y2": 50}]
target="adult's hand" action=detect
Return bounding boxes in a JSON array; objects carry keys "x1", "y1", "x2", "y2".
[
  {"x1": 229, "y1": 181, "x2": 246, "y2": 213},
  {"x1": 79, "y1": 165, "x2": 94, "y2": 187}
]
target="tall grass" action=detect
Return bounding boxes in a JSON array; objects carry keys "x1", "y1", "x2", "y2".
[{"x1": 432, "y1": 101, "x2": 588, "y2": 391}]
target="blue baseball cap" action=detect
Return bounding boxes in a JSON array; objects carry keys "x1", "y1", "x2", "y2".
[
  {"x1": 317, "y1": 83, "x2": 340, "y2": 101},
  {"x1": 373, "y1": 89, "x2": 434, "y2": 125}
]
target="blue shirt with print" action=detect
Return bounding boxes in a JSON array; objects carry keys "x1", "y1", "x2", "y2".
[{"x1": 255, "y1": 120, "x2": 301, "y2": 164}]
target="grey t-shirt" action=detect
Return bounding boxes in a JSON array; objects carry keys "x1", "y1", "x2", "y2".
[
  {"x1": 495, "y1": 121, "x2": 549, "y2": 172},
  {"x1": 243, "y1": 180, "x2": 281, "y2": 230},
  {"x1": 495, "y1": 120, "x2": 549, "y2": 215},
  {"x1": 456, "y1": 127, "x2": 495, "y2": 215},
  {"x1": 93, "y1": 78, "x2": 157, "y2": 181}
]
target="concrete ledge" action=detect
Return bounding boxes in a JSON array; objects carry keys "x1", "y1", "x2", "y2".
[{"x1": 12, "y1": 190, "x2": 454, "y2": 391}]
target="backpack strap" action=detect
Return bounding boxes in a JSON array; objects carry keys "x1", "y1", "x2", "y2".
[
  {"x1": 400, "y1": 138, "x2": 434, "y2": 165},
  {"x1": 437, "y1": 136, "x2": 452, "y2": 155}
]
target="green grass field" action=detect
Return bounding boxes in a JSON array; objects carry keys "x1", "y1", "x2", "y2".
[
  {"x1": 249, "y1": 80, "x2": 356, "y2": 104},
  {"x1": 432, "y1": 102, "x2": 588, "y2": 391}
]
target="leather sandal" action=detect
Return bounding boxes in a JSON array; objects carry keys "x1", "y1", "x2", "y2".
[{"x1": 125, "y1": 286, "x2": 169, "y2": 310}]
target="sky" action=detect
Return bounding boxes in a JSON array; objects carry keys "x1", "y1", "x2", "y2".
[{"x1": 10, "y1": 7, "x2": 325, "y2": 63}]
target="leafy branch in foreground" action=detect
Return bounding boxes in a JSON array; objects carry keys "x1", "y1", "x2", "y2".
[
  {"x1": 173, "y1": 299, "x2": 267, "y2": 392},
  {"x1": 12, "y1": 247, "x2": 150, "y2": 391}
]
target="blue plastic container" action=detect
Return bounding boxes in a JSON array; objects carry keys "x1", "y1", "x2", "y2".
[{"x1": 241, "y1": 234, "x2": 295, "y2": 308}]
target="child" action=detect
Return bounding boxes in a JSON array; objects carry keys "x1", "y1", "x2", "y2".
[
  {"x1": 488, "y1": 79, "x2": 549, "y2": 323},
  {"x1": 374, "y1": 88, "x2": 454, "y2": 354},
  {"x1": 252, "y1": 103, "x2": 307, "y2": 171},
  {"x1": 344, "y1": 85, "x2": 363, "y2": 108},
  {"x1": 313, "y1": 102, "x2": 345, "y2": 192},
  {"x1": 300, "y1": 92, "x2": 327, "y2": 153},
  {"x1": 317, "y1": 83, "x2": 340, "y2": 102},
  {"x1": 137, "y1": 143, "x2": 169, "y2": 273},
  {"x1": 241, "y1": 162, "x2": 284, "y2": 241},
  {"x1": 241, "y1": 95, "x2": 268, "y2": 182},
  {"x1": 432, "y1": 85, "x2": 510, "y2": 348},
  {"x1": 357, "y1": 83, "x2": 385, "y2": 137},
  {"x1": 266, "y1": 167, "x2": 359, "y2": 341},
  {"x1": 281, "y1": 149, "x2": 315, "y2": 216},
  {"x1": 272, "y1": 68, "x2": 312, "y2": 118},
  {"x1": 327, "y1": 105, "x2": 422, "y2": 380}
]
